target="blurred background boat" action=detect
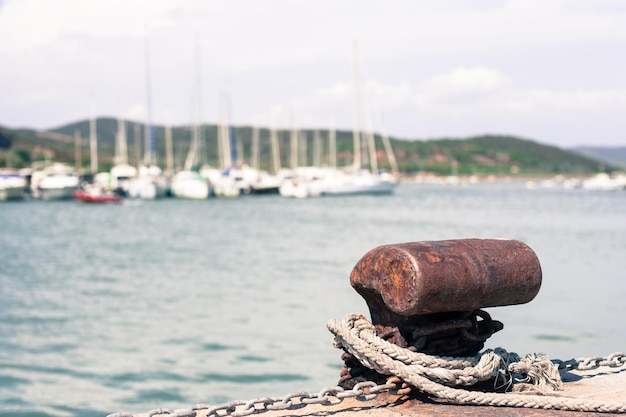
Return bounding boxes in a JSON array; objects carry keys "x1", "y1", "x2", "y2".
[
  {"x1": 29, "y1": 162, "x2": 79, "y2": 200},
  {"x1": 0, "y1": 169, "x2": 26, "y2": 201}
]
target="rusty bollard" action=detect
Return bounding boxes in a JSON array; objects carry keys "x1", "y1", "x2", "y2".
[{"x1": 349, "y1": 238, "x2": 542, "y2": 357}]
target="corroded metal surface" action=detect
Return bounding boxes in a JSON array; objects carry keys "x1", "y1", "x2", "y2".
[
  {"x1": 345, "y1": 238, "x2": 543, "y2": 357},
  {"x1": 350, "y1": 238, "x2": 542, "y2": 325}
]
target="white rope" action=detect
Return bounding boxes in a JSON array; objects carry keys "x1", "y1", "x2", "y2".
[{"x1": 328, "y1": 313, "x2": 626, "y2": 413}]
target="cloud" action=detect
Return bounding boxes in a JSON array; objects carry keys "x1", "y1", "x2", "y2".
[
  {"x1": 0, "y1": 0, "x2": 176, "y2": 54},
  {"x1": 1, "y1": 0, "x2": 625, "y2": 146},
  {"x1": 504, "y1": 88, "x2": 626, "y2": 117},
  {"x1": 421, "y1": 66, "x2": 512, "y2": 104}
]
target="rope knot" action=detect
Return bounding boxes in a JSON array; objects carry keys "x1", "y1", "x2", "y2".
[
  {"x1": 508, "y1": 353, "x2": 563, "y2": 392},
  {"x1": 328, "y1": 315, "x2": 566, "y2": 393}
]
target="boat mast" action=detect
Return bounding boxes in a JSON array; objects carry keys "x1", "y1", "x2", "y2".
[
  {"x1": 299, "y1": 131, "x2": 307, "y2": 167},
  {"x1": 313, "y1": 130, "x2": 321, "y2": 168},
  {"x1": 165, "y1": 124, "x2": 173, "y2": 175},
  {"x1": 379, "y1": 115, "x2": 399, "y2": 175},
  {"x1": 74, "y1": 129, "x2": 81, "y2": 172},
  {"x1": 116, "y1": 118, "x2": 128, "y2": 165},
  {"x1": 328, "y1": 120, "x2": 337, "y2": 169},
  {"x1": 144, "y1": 36, "x2": 155, "y2": 167},
  {"x1": 194, "y1": 36, "x2": 205, "y2": 168},
  {"x1": 251, "y1": 126, "x2": 259, "y2": 170},
  {"x1": 219, "y1": 91, "x2": 233, "y2": 170},
  {"x1": 366, "y1": 107, "x2": 378, "y2": 174},
  {"x1": 351, "y1": 39, "x2": 362, "y2": 171},
  {"x1": 270, "y1": 125, "x2": 281, "y2": 174},
  {"x1": 289, "y1": 112, "x2": 298, "y2": 170},
  {"x1": 184, "y1": 37, "x2": 203, "y2": 172},
  {"x1": 133, "y1": 123, "x2": 141, "y2": 169},
  {"x1": 89, "y1": 97, "x2": 98, "y2": 174},
  {"x1": 228, "y1": 94, "x2": 238, "y2": 169},
  {"x1": 229, "y1": 125, "x2": 238, "y2": 169},
  {"x1": 216, "y1": 93, "x2": 226, "y2": 170},
  {"x1": 184, "y1": 126, "x2": 198, "y2": 171}
]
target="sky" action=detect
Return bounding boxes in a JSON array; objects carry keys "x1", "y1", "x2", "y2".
[{"x1": 0, "y1": 0, "x2": 625, "y2": 149}]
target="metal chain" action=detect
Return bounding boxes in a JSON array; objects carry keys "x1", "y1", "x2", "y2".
[
  {"x1": 553, "y1": 352, "x2": 626, "y2": 371},
  {"x1": 386, "y1": 309, "x2": 504, "y2": 357},
  {"x1": 107, "y1": 352, "x2": 625, "y2": 417},
  {"x1": 106, "y1": 377, "x2": 411, "y2": 417}
]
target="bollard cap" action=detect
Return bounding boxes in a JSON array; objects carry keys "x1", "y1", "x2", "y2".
[{"x1": 350, "y1": 239, "x2": 542, "y2": 320}]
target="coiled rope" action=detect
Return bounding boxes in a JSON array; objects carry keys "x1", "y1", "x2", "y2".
[{"x1": 327, "y1": 313, "x2": 626, "y2": 413}]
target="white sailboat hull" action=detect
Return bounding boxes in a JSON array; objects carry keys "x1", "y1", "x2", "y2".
[
  {"x1": 170, "y1": 171, "x2": 210, "y2": 199},
  {"x1": 0, "y1": 173, "x2": 26, "y2": 200},
  {"x1": 39, "y1": 185, "x2": 78, "y2": 200},
  {"x1": 321, "y1": 180, "x2": 396, "y2": 196},
  {"x1": 317, "y1": 170, "x2": 397, "y2": 196},
  {"x1": 279, "y1": 180, "x2": 311, "y2": 199},
  {"x1": 128, "y1": 178, "x2": 158, "y2": 199},
  {"x1": 34, "y1": 164, "x2": 80, "y2": 200}
]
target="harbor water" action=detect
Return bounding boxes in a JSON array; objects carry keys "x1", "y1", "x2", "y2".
[{"x1": 1, "y1": 181, "x2": 625, "y2": 417}]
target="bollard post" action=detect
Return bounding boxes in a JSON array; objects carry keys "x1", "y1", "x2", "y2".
[{"x1": 349, "y1": 238, "x2": 542, "y2": 355}]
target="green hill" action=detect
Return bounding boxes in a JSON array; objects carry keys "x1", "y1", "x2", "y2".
[{"x1": 0, "y1": 118, "x2": 616, "y2": 176}]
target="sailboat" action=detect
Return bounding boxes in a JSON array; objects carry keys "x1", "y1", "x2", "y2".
[
  {"x1": 248, "y1": 125, "x2": 284, "y2": 195},
  {"x1": 278, "y1": 117, "x2": 331, "y2": 198},
  {"x1": 209, "y1": 91, "x2": 244, "y2": 198},
  {"x1": 126, "y1": 38, "x2": 168, "y2": 199},
  {"x1": 108, "y1": 118, "x2": 137, "y2": 197},
  {"x1": 31, "y1": 161, "x2": 80, "y2": 200},
  {"x1": 170, "y1": 41, "x2": 211, "y2": 200},
  {"x1": 127, "y1": 122, "x2": 167, "y2": 199},
  {"x1": 317, "y1": 166, "x2": 396, "y2": 196},
  {"x1": 318, "y1": 40, "x2": 397, "y2": 196},
  {"x1": 0, "y1": 169, "x2": 26, "y2": 201},
  {"x1": 169, "y1": 125, "x2": 210, "y2": 200},
  {"x1": 278, "y1": 117, "x2": 307, "y2": 198},
  {"x1": 73, "y1": 114, "x2": 124, "y2": 203}
]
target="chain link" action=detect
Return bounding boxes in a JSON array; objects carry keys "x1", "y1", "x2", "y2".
[
  {"x1": 554, "y1": 352, "x2": 626, "y2": 371},
  {"x1": 577, "y1": 352, "x2": 626, "y2": 370}
]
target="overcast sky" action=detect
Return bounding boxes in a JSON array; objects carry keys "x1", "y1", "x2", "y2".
[{"x1": 1, "y1": 0, "x2": 625, "y2": 148}]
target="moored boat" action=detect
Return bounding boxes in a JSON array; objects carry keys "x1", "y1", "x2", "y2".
[
  {"x1": 169, "y1": 170, "x2": 210, "y2": 200},
  {"x1": 31, "y1": 162, "x2": 80, "y2": 200},
  {"x1": 317, "y1": 169, "x2": 397, "y2": 196},
  {"x1": 124, "y1": 165, "x2": 169, "y2": 199},
  {"x1": 581, "y1": 172, "x2": 626, "y2": 191},
  {"x1": 0, "y1": 169, "x2": 26, "y2": 201},
  {"x1": 72, "y1": 186, "x2": 123, "y2": 203},
  {"x1": 247, "y1": 170, "x2": 282, "y2": 195}
]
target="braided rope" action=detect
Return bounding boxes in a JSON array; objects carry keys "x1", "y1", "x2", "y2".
[{"x1": 328, "y1": 313, "x2": 626, "y2": 413}]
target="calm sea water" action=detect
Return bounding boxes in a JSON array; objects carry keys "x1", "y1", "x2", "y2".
[{"x1": 1, "y1": 181, "x2": 625, "y2": 417}]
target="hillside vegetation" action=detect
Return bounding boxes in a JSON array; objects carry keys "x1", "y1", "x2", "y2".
[{"x1": 0, "y1": 118, "x2": 615, "y2": 176}]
